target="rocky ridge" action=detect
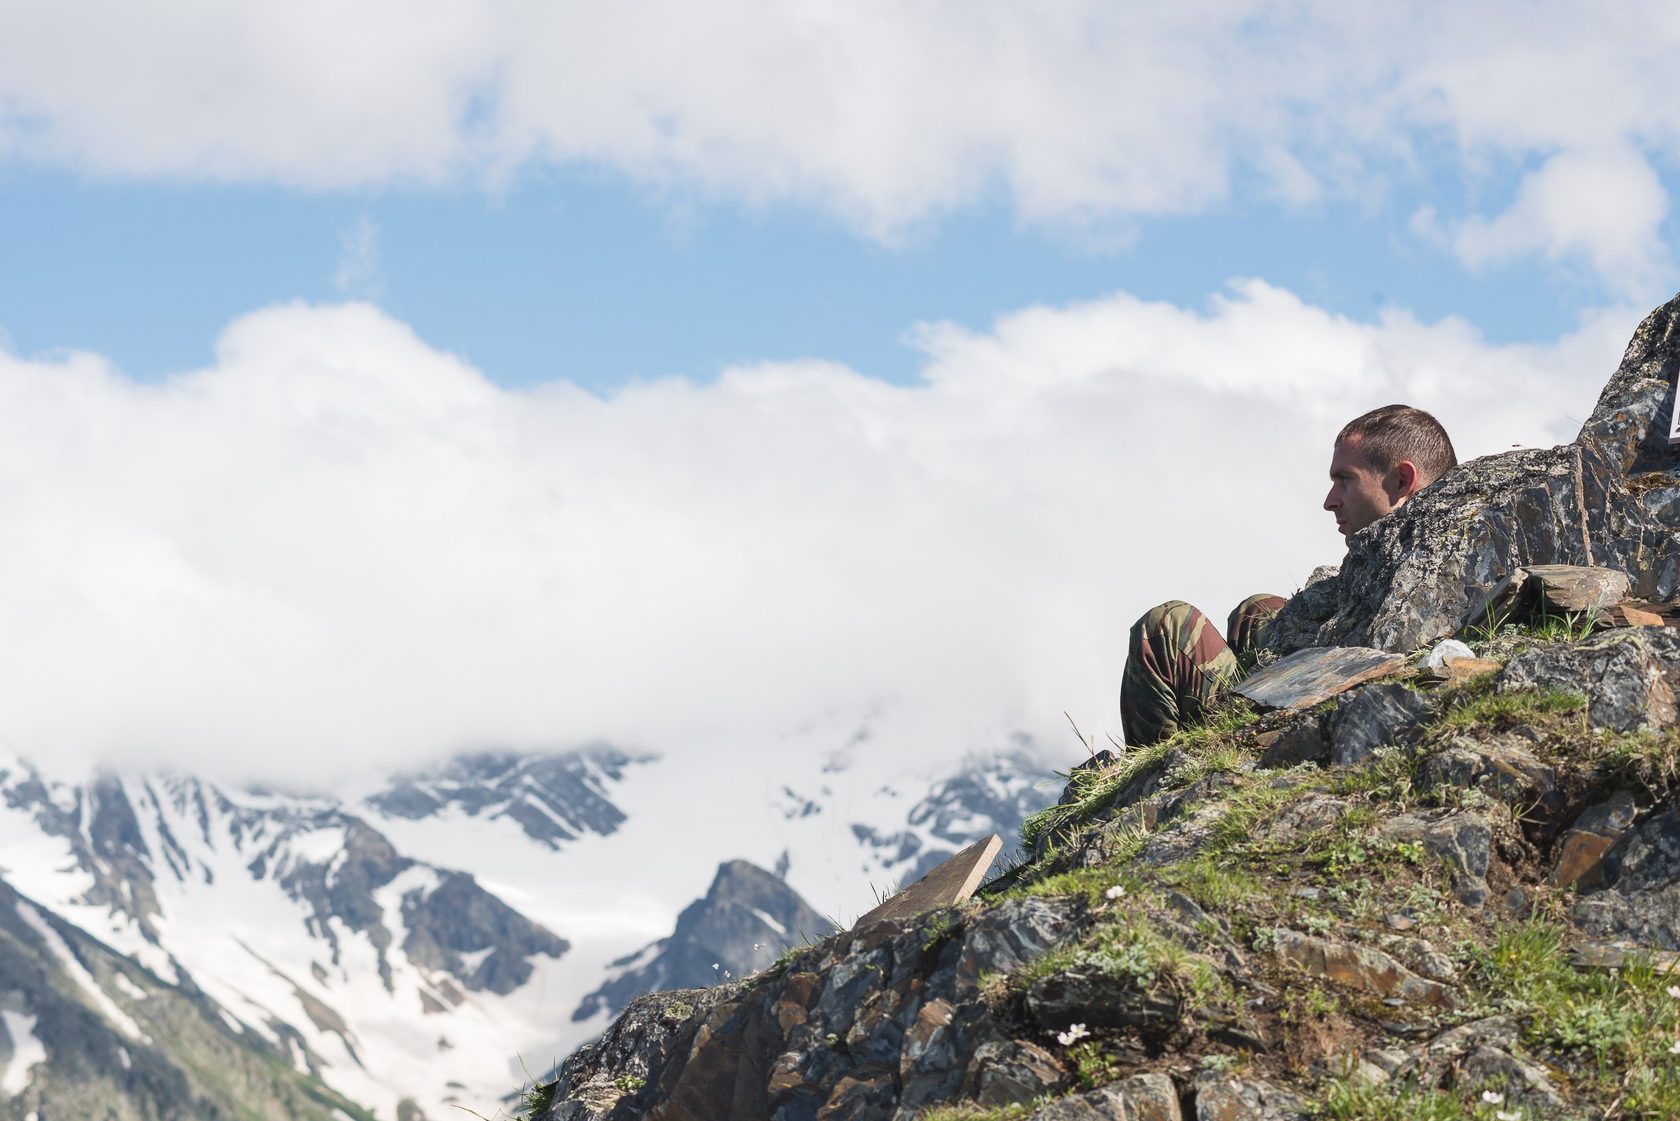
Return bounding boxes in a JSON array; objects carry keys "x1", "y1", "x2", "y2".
[
  {"x1": 574, "y1": 860, "x2": 830, "y2": 1025},
  {"x1": 522, "y1": 296, "x2": 1680, "y2": 1120}
]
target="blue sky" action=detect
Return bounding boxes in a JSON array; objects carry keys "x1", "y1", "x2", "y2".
[
  {"x1": 1, "y1": 2, "x2": 1678, "y2": 779},
  {"x1": 3, "y1": 155, "x2": 1668, "y2": 392}
]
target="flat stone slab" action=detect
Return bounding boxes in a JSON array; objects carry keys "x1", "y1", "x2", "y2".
[
  {"x1": 852, "y1": 834, "x2": 1001, "y2": 929},
  {"x1": 1522, "y1": 564, "x2": 1632, "y2": 615},
  {"x1": 1569, "y1": 941, "x2": 1680, "y2": 975},
  {"x1": 1235, "y1": 646, "x2": 1407, "y2": 711}
]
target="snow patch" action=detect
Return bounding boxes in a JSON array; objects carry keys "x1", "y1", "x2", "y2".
[
  {"x1": 111, "y1": 973, "x2": 148, "y2": 1002},
  {"x1": 285, "y1": 825, "x2": 349, "y2": 866},
  {"x1": 15, "y1": 903, "x2": 148, "y2": 1042},
  {"x1": 749, "y1": 907, "x2": 788, "y2": 936},
  {"x1": 456, "y1": 946, "x2": 494, "y2": 974},
  {"x1": 0, "y1": 1010, "x2": 44, "y2": 1096}
]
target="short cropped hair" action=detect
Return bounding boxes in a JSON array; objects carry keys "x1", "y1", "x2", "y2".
[{"x1": 1337, "y1": 404, "x2": 1457, "y2": 487}]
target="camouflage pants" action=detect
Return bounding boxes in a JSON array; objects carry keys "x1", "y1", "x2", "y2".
[{"x1": 1119, "y1": 593, "x2": 1288, "y2": 747}]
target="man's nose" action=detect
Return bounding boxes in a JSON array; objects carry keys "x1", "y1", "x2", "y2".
[{"x1": 1323, "y1": 488, "x2": 1338, "y2": 511}]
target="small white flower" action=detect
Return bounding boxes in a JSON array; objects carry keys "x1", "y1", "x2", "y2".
[
  {"x1": 711, "y1": 962, "x2": 720, "y2": 970},
  {"x1": 1480, "y1": 1090, "x2": 1505, "y2": 1105},
  {"x1": 1667, "y1": 984, "x2": 1680, "y2": 999},
  {"x1": 1670, "y1": 1039, "x2": 1680, "y2": 1055},
  {"x1": 1104, "y1": 885, "x2": 1127, "y2": 901},
  {"x1": 1496, "y1": 1111, "x2": 1521, "y2": 1121},
  {"x1": 1055, "y1": 1023, "x2": 1090, "y2": 1046}
]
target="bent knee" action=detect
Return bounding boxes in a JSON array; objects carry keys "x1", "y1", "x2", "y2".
[{"x1": 1133, "y1": 599, "x2": 1202, "y2": 637}]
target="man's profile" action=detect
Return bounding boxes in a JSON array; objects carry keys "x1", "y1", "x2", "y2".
[{"x1": 1119, "y1": 404, "x2": 1457, "y2": 748}]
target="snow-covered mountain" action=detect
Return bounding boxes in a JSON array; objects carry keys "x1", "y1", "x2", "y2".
[{"x1": 0, "y1": 730, "x2": 1055, "y2": 1118}]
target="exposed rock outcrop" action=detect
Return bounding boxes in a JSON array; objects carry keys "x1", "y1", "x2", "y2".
[
  {"x1": 523, "y1": 297, "x2": 1680, "y2": 1121},
  {"x1": 1264, "y1": 293, "x2": 1680, "y2": 655}
]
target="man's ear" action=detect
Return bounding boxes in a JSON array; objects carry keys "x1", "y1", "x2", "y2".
[{"x1": 1390, "y1": 460, "x2": 1419, "y2": 501}]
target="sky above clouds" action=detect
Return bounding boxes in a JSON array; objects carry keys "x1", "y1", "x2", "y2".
[{"x1": 1, "y1": 2, "x2": 1677, "y2": 782}]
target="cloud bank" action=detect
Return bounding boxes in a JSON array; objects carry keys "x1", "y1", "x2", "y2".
[
  {"x1": 2, "y1": 2, "x2": 1678, "y2": 288},
  {"x1": 0, "y1": 284, "x2": 1636, "y2": 782}
]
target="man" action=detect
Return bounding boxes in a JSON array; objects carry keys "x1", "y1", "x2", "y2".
[{"x1": 1119, "y1": 404, "x2": 1457, "y2": 747}]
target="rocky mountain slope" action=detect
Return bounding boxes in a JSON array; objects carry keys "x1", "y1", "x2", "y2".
[
  {"x1": 524, "y1": 297, "x2": 1680, "y2": 1120},
  {"x1": 575, "y1": 860, "x2": 830, "y2": 1024},
  {"x1": 0, "y1": 734, "x2": 1044, "y2": 1117},
  {"x1": 0, "y1": 874, "x2": 373, "y2": 1121}
]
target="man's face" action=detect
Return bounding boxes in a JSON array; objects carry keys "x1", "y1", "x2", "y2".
[{"x1": 1323, "y1": 436, "x2": 1397, "y2": 537}]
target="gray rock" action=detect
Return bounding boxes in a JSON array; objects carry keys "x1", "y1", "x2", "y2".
[
  {"x1": 1257, "y1": 716, "x2": 1329, "y2": 769},
  {"x1": 966, "y1": 1039, "x2": 1067, "y2": 1107},
  {"x1": 1386, "y1": 1016, "x2": 1519, "y2": 1087},
  {"x1": 1376, "y1": 811, "x2": 1492, "y2": 908},
  {"x1": 1459, "y1": 1044, "x2": 1567, "y2": 1112},
  {"x1": 1550, "y1": 795, "x2": 1640, "y2": 889},
  {"x1": 1572, "y1": 811, "x2": 1680, "y2": 950},
  {"x1": 1516, "y1": 564, "x2": 1632, "y2": 615},
  {"x1": 1497, "y1": 629, "x2": 1680, "y2": 733},
  {"x1": 956, "y1": 897, "x2": 1086, "y2": 985},
  {"x1": 1269, "y1": 929, "x2": 1456, "y2": 1007},
  {"x1": 1192, "y1": 1075, "x2": 1309, "y2": 1120},
  {"x1": 1264, "y1": 294, "x2": 1680, "y2": 657},
  {"x1": 1420, "y1": 737, "x2": 1558, "y2": 818},
  {"x1": 1264, "y1": 794, "x2": 1348, "y2": 839},
  {"x1": 1024, "y1": 968, "x2": 1182, "y2": 1034},
  {"x1": 1372, "y1": 933, "x2": 1457, "y2": 983},
  {"x1": 1329, "y1": 684, "x2": 1435, "y2": 766},
  {"x1": 1030, "y1": 1072, "x2": 1181, "y2": 1121}
]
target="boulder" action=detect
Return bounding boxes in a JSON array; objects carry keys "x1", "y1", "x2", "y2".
[
  {"x1": 1420, "y1": 737, "x2": 1559, "y2": 820},
  {"x1": 965, "y1": 1039, "x2": 1068, "y2": 1107},
  {"x1": 1328, "y1": 684, "x2": 1435, "y2": 766},
  {"x1": 1550, "y1": 796, "x2": 1639, "y2": 890},
  {"x1": 1264, "y1": 294, "x2": 1680, "y2": 656},
  {"x1": 1256, "y1": 714, "x2": 1329, "y2": 769},
  {"x1": 1029, "y1": 1073, "x2": 1182, "y2": 1121},
  {"x1": 1024, "y1": 968, "x2": 1182, "y2": 1034},
  {"x1": 1268, "y1": 929, "x2": 1456, "y2": 1008},
  {"x1": 1376, "y1": 811, "x2": 1492, "y2": 908},
  {"x1": 1497, "y1": 629, "x2": 1680, "y2": 732},
  {"x1": 1192, "y1": 1075, "x2": 1309, "y2": 1121},
  {"x1": 1572, "y1": 811, "x2": 1680, "y2": 950},
  {"x1": 1513, "y1": 564, "x2": 1632, "y2": 615},
  {"x1": 1457, "y1": 1045, "x2": 1567, "y2": 1113}
]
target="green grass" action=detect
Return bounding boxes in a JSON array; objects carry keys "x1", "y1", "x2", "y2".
[
  {"x1": 915, "y1": 1103, "x2": 1040, "y2": 1121},
  {"x1": 1153, "y1": 852, "x2": 1265, "y2": 911},
  {"x1": 1434, "y1": 685, "x2": 1586, "y2": 735},
  {"x1": 1464, "y1": 602, "x2": 1600, "y2": 649},
  {"x1": 1319, "y1": 1079, "x2": 1475, "y2": 1120},
  {"x1": 1019, "y1": 701, "x2": 1259, "y2": 854},
  {"x1": 1020, "y1": 742, "x2": 1170, "y2": 852},
  {"x1": 1596, "y1": 727, "x2": 1680, "y2": 803},
  {"x1": 1467, "y1": 921, "x2": 1680, "y2": 1117},
  {"x1": 1015, "y1": 862, "x2": 1146, "y2": 906}
]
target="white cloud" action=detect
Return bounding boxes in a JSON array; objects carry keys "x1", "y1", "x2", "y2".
[
  {"x1": 1451, "y1": 148, "x2": 1669, "y2": 295},
  {"x1": 1, "y1": 2, "x2": 1678, "y2": 278},
  {"x1": 0, "y1": 285, "x2": 1635, "y2": 783}
]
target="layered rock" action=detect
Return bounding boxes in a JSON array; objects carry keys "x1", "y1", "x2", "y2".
[{"x1": 1264, "y1": 293, "x2": 1680, "y2": 655}]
